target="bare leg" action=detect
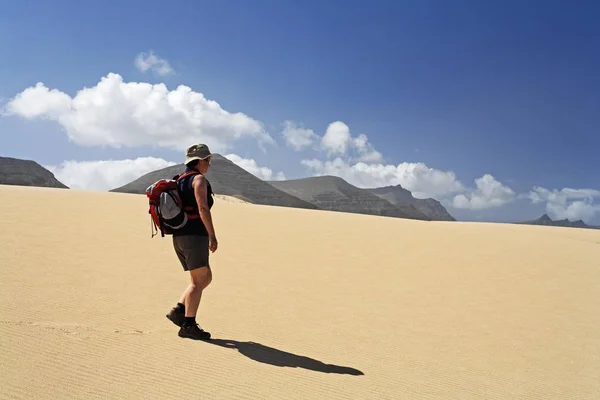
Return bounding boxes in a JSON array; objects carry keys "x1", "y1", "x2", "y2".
[
  {"x1": 184, "y1": 266, "x2": 212, "y2": 318},
  {"x1": 177, "y1": 266, "x2": 213, "y2": 340},
  {"x1": 179, "y1": 284, "x2": 193, "y2": 305}
]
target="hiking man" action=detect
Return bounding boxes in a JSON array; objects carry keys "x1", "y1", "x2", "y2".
[{"x1": 166, "y1": 143, "x2": 217, "y2": 340}]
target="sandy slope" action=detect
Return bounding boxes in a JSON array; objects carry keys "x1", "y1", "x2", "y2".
[
  {"x1": 1, "y1": 184, "x2": 599, "y2": 400},
  {"x1": 214, "y1": 194, "x2": 249, "y2": 203}
]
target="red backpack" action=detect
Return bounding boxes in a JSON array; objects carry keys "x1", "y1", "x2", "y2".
[{"x1": 146, "y1": 170, "x2": 200, "y2": 238}]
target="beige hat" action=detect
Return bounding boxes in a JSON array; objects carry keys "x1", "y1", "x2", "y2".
[{"x1": 185, "y1": 143, "x2": 213, "y2": 165}]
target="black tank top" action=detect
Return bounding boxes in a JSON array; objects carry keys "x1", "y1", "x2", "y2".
[{"x1": 173, "y1": 168, "x2": 214, "y2": 237}]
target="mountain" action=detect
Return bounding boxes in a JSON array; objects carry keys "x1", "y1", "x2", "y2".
[
  {"x1": 518, "y1": 214, "x2": 600, "y2": 230},
  {"x1": 110, "y1": 154, "x2": 318, "y2": 210},
  {"x1": 0, "y1": 156, "x2": 69, "y2": 189},
  {"x1": 267, "y1": 175, "x2": 431, "y2": 221},
  {"x1": 368, "y1": 185, "x2": 456, "y2": 221}
]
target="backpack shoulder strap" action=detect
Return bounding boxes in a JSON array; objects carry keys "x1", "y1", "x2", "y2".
[
  {"x1": 175, "y1": 170, "x2": 198, "y2": 182},
  {"x1": 176, "y1": 171, "x2": 201, "y2": 197}
]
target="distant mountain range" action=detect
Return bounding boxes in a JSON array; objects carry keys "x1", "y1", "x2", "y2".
[
  {"x1": 2, "y1": 153, "x2": 457, "y2": 222},
  {"x1": 368, "y1": 185, "x2": 456, "y2": 221},
  {"x1": 268, "y1": 176, "x2": 431, "y2": 220},
  {"x1": 110, "y1": 154, "x2": 318, "y2": 210},
  {"x1": 0, "y1": 156, "x2": 68, "y2": 189},
  {"x1": 110, "y1": 154, "x2": 453, "y2": 221},
  {"x1": 517, "y1": 213, "x2": 600, "y2": 230},
  {"x1": 5, "y1": 154, "x2": 600, "y2": 228}
]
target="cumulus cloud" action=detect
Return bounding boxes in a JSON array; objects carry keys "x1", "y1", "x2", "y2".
[
  {"x1": 2, "y1": 82, "x2": 71, "y2": 119},
  {"x1": 282, "y1": 120, "x2": 382, "y2": 162},
  {"x1": 281, "y1": 121, "x2": 319, "y2": 151},
  {"x1": 301, "y1": 157, "x2": 464, "y2": 199},
  {"x1": 452, "y1": 174, "x2": 516, "y2": 210},
  {"x1": 134, "y1": 51, "x2": 174, "y2": 76},
  {"x1": 45, "y1": 153, "x2": 285, "y2": 191},
  {"x1": 351, "y1": 133, "x2": 383, "y2": 163},
  {"x1": 2, "y1": 73, "x2": 273, "y2": 153},
  {"x1": 318, "y1": 121, "x2": 382, "y2": 162},
  {"x1": 526, "y1": 186, "x2": 600, "y2": 223},
  {"x1": 321, "y1": 121, "x2": 351, "y2": 156},
  {"x1": 45, "y1": 157, "x2": 176, "y2": 191},
  {"x1": 224, "y1": 154, "x2": 285, "y2": 181}
]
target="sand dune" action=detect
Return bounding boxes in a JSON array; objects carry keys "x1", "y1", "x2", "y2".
[
  {"x1": 1, "y1": 184, "x2": 599, "y2": 399},
  {"x1": 214, "y1": 194, "x2": 250, "y2": 203}
]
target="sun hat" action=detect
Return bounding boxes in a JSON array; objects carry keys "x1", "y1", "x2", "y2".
[{"x1": 185, "y1": 143, "x2": 213, "y2": 165}]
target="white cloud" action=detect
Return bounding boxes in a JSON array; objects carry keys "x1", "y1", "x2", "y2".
[
  {"x1": 224, "y1": 154, "x2": 285, "y2": 181},
  {"x1": 45, "y1": 157, "x2": 176, "y2": 191},
  {"x1": 284, "y1": 119, "x2": 383, "y2": 163},
  {"x1": 134, "y1": 51, "x2": 174, "y2": 76},
  {"x1": 301, "y1": 157, "x2": 464, "y2": 199},
  {"x1": 321, "y1": 121, "x2": 351, "y2": 156},
  {"x1": 2, "y1": 82, "x2": 71, "y2": 119},
  {"x1": 452, "y1": 174, "x2": 516, "y2": 210},
  {"x1": 2, "y1": 73, "x2": 273, "y2": 153},
  {"x1": 351, "y1": 133, "x2": 383, "y2": 163},
  {"x1": 526, "y1": 186, "x2": 600, "y2": 223},
  {"x1": 281, "y1": 121, "x2": 319, "y2": 151}
]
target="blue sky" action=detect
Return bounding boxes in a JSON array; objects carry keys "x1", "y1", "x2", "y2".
[{"x1": 1, "y1": 0, "x2": 599, "y2": 224}]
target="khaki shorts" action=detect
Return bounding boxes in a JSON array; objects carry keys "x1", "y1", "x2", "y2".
[{"x1": 172, "y1": 235, "x2": 210, "y2": 271}]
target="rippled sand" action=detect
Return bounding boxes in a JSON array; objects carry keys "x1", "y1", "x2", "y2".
[{"x1": 1, "y1": 184, "x2": 599, "y2": 399}]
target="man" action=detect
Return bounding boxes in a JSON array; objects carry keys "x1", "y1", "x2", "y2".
[{"x1": 166, "y1": 143, "x2": 218, "y2": 340}]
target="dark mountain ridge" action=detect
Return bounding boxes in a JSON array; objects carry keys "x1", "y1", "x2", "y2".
[
  {"x1": 110, "y1": 154, "x2": 318, "y2": 210},
  {"x1": 111, "y1": 155, "x2": 456, "y2": 222},
  {"x1": 0, "y1": 156, "x2": 68, "y2": 189},
  {"x1": 517, "y1": 213, "x2": 600, "y2": 230},
  {"x1": 368, "y1": 184, "x2": 455, "y2": 221},
  {"x1": 268, "y1": 175, "x2": 431, "y2": 221}
]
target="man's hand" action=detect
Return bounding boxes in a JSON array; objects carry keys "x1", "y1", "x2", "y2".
[{"x1": 209, "y1": 235, "x2": 218, "y2": 253}]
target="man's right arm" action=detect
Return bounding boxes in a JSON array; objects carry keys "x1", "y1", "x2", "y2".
[{"x1": 192, "y1": 174, "x2": 216, "y2": 238}]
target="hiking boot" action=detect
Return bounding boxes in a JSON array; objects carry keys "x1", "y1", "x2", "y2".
[
  {"x1": 166, "y1": 307, "x2": 185, "y2": 327},
  {"x1": 178, "y1": 323, "x2": 211, "y2": 340}
]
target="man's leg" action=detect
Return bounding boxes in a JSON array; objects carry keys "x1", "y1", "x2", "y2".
[
  {"x1": 167, "y1": 271, "x2": 212, "y2": 331},
  {"x1": 178, "y1": 266, "x2": 212, "y2": 339},
  {"x1": 178, "y1": 284, "x2": 193, "y2": 308},
  {"x1": 183, "y1": 266, "x2": 212, "y2": 319},
  {"x1": 165, "y1": 281, "x2": 195, "y2": 326},
  {"x1": 166, "y1": 236, "x2": 190, "y2": 327},
  {"x1": 178, "y1": 235, "x2": 213, "y2": 340}
]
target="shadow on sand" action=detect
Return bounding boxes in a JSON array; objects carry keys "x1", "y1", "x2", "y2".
[{"x1": 203, "y1": 338, "x2": 364, "y2": 376}]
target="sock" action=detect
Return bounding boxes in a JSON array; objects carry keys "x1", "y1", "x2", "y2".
[
  {"x1": 183, "y1": 317, "x2": 196, "y2": 327},
  {"x1": 175, "y1": 302, "x2": 185, "y2": 313}
]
